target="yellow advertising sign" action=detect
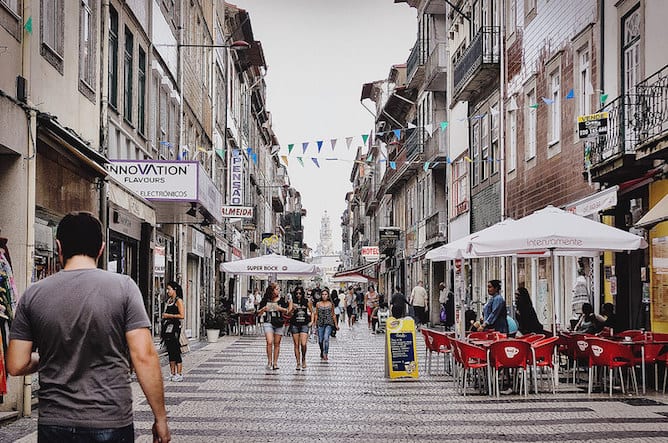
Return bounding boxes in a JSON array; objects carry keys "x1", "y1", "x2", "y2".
[{"x1": 385, "y1": 316, "x2": 419, "y2": 379}]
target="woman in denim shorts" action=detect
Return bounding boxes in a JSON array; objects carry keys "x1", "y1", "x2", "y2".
[
  {"x1": 289, "y1": 286, "x2": 312, "y2": 371},
  {"x1": 257, "y1": 283, "x2": 291, "y2": 370}
]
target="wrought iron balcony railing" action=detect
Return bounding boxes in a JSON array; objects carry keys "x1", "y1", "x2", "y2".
[
  {"x1": 635, "y1": 64, "x2": 668, "y2": 146},
  {"x1": 453, "y1": 26, "x2": 500, "y2": 97}
]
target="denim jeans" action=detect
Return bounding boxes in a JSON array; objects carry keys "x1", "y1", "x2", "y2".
[
  {"x1": 317, "y1": 325, "x2": 333, "y2": 356},
  {"x1": 38, "y1": 423, "x2": 134, "y2": 442}
]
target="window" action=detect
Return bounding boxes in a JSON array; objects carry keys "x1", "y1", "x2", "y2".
[
  {"x1": 452, "y1": 160, "x2": 468, "y2": 217},
  {"x1": 525, "y1": 89, "x2": 536, "y2": 159},
  {"x1": 481, "y1": 114, "x2": 489, "y2": 181},
  {"x1": 508, "y1": 109, "x2": 517, "y2": 171},
  {"x1": 622, "y1": 9, "x2": 640, "y2": 95},
  {"x1": 577, "y1": 47, "x2": 591, "y2": 115},
  {"x1": 491, "y1": 103, "x2": 499, "y2": 174},
  {"x1": 41, "y1": 0, "x2": 64, "y2": 71},
  {"x1": 548, "y1": 69, "x2": 560, "y2": 143},
  {"x1": 471, "y1": 121, "x2": 480, "y2": 185},
  {"x1": 79, "y1": 0, "x2": 95, "y2": 90},
  {"x1": 123, "y1": 27, "x2": 133, "y2": 122},
  {"x1": 507, "y1": 0, "x2": 516, "y2": 34},
  {"x1": 108, "y1": 5, "x2": 118, "y2": 108},
  {"x1": 137, "y1": 47, "x2": 146, "y2": 134},
  {"x1": 159, "y1": 87, "x2": 168, "y2": 150},
  {"x1": 42, "y1": 0, "x2": 63, "y2": 55}
]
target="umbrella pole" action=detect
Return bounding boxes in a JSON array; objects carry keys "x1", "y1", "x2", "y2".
[{"x1": 550, "y1": 248, "x2": 557, "y2": 336}]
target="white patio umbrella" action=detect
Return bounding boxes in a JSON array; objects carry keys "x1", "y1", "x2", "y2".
[
  {"x1": 221, "y1": 254, "x2": 321, "y2": 280},
  {"x1": 468, "y1": 205, "x2": 648, "y2": 332},
  {"x1": 425, "y1": 219, "x2": 515, "y2": 261}
]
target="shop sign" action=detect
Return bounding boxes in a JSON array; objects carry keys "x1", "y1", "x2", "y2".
[
  {"x1": 229, "y1": 152, "x2": 244, "y2": 205},
  {"x1": 222, "y1": 205, "x2": 254, "y2": 218},
  {"x1": 379, "y1": 226, "x2": 401, "y2": 254},
  {"x1": 191, "y1": 229, "x2": 206, "y2": 257},
  {"x1": 385, "y1": 316, "x2": 419, "y2": 380},
  {"x1": 361, "y1": 246, "x2": 379, "y2": 262},
  {"x1": 154, "y1": 246, "x2": 165, "y2": 276},
  {"x1": 106, "y1": 161, "x2": 197, "y2": 201}
]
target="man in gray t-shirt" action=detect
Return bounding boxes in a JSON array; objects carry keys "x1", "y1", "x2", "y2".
[{"x1": 7, "y1": 211, "x2": 171, "y2": 442}]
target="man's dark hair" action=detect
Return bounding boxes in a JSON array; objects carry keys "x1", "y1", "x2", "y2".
[{"x1": 56, "y1": 211, "x2": 103, "y2": 263}]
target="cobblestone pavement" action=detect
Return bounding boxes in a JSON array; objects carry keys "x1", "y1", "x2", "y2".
[{"x1": 2, "y1": 322, "x2": 668, "y2": 442}]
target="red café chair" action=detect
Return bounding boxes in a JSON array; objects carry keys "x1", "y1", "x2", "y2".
[
  {"x1": 517, "y1": 333, "x2": 546, "y2": 344},
  {"x1": 430, "y1": 331, "x2": 454, "y2": 375},
  {"x1": 614, "y1": 329, "x2": 644, "y2": 340},
  {"x1": 452, "y1": 339, "x2": 490, "y2": 396},
  {"x1": 586, "y1": 337, "x2": 638, "y2": 397},
  {"x1": 488, "y1": 339, "x2": 532, "y2": 397},
  {"x1": 239, "y1": 312, "x2": 258, "y2": 336},
  {"x1": 570, "y1": 334, "x2": 594, "y2": 384},
  {"x1": 529, "y1": 336, "x2": 559, "y2": 394},
  {"x1": 420, "y1": 328, "x2": 435, "y2": 367},
  {"x1": 468, "y1": 331, "x2": 491, "y2": 340}
]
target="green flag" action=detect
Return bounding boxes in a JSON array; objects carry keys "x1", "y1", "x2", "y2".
[
  {"x1": 529, "y1": 103, "x2": 539, "y2": 109},
  {"x1": 24, "y1": 17, "x2": 32, "y2": 34},
  {"x1": 215, "y1": 148, "x2": 225, "y2": 159},
  {"x1": 288, "y1": 143, "x2": 294, "y2": 155},
  {"x1": 297, "y1": 157, "x2": 304, "y2": 167},
  {"x1": 361, "y1": 134, "x2": 369, "y2": 145},
  {"x1": 600, "y1": 93, "x2": 608, "y2": 104}
]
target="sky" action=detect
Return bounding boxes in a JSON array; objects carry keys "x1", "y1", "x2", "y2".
[{"x1": 231, "y1": 0, "x2": 417, "y2": 253}]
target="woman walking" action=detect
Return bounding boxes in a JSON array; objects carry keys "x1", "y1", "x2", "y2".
[
  {"x1": 289, "y1": 286, "x2": 312, "y2": 371},
  {"x1": 162, "y1": 281, "x2": 185, "y2": 381},
  {"x1": 258, "y1": 283, "x2": 291, "y2": 370},
  {"x1": 364, "y1": 285, "x2": 379, "y2": 330},
  {"x1": 345, "y1": 286, "x2": 356, "y2": 328},
  {"x1": 313, "y1": 288, "x2": 338, "y2": 361}
]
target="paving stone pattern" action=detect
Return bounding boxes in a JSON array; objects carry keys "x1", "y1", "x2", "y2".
[{"x1": 1, "y1": 323, "x2": 668, "y2": 442}]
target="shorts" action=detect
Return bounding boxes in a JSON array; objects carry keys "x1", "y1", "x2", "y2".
[
  {"x1": 346, "y1": 306, "x2": 355, "y2": 316},
  {"x1": 290, "y1": 324, "x2": 310, "y2": 334},
  {"x1": 263, "y1": 322, "x2": 285, "y2": 335}
]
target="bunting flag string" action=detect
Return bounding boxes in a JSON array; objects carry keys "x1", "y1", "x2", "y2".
[{"x1": 278, "y1": 153, "x2": 505, "y2": 169}]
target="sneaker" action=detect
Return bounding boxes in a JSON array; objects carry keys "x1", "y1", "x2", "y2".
[
  {"x1": 172, "y1": 374, "x2": 184, "y2": 382},
  {"x1": 500, "y1": 387, "x2": 513, "y2": 395},
  {"x1": 265, "y1": 364, "x2": 273, "y2": 370},
  {"x1": 166, "y1": 374, "x2": 175, "y2": 381}
]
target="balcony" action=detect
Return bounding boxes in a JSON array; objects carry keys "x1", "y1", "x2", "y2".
[
  {"x1": 406, "y1": 40, "x2": 426, "y2": 90},
  {"x1": 588, "y1": 93, "x2": 654, "y2": 183},
  {"x1": 405, "y1": 128, "x2": 424, "y2": 160},
  {"x1": 383, "y1": 130, "x2": 423, "y2": 194},
  {"x1": 421, "y1": 0, "x2": 448, "y2": 14},
  {"x1": 425, "y1": 211, "x2": 447, "y2": 244},
  {"x1": 424, "y1": 42, "x2": 447, "y2": 92},
  {"x1": 452, "y1": 27, "x2": 500, "y2": 102},
  {"x1": 634, "y1": 64, "x2": 668, "y2": 158},
  {"x1": 423, "y1": 128, "x2": 447, "y2": 164}
]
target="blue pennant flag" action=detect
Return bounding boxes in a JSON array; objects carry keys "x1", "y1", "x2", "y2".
[
  {"x1": 542, "y1": 97, "x2": 555, "y2": 105},
  {"x1": 565, "y1": 88, "x2": 574, "y2": 99},
  {"x1": 316, "y1": 140, "x2": 323, "y2": 153},
  {"x1": 389, "y1": 161, "x2": 396, "y2": 170},
  {"x1": 393, "y1": 129, "x2": 401, "y2": 139}
]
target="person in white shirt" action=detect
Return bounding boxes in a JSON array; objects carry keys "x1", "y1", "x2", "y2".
[{"x1": 410, "y1": 281, "x2": 428, "y2": 326}]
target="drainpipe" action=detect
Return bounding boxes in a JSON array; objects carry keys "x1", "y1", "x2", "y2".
[
  {"x1": 499, "y1": 1, "x2": 507, "y2": 296},
  {"x1": 21, "y1": 0, "x2": 35, "y2": 418},
  {"x1": 99, "y1": 0, "x2": 110, "y2": 270}
]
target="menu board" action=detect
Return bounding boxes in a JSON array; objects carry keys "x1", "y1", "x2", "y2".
[{"x1": 385, "y1": 317, "x2": 419, "y2": 379}]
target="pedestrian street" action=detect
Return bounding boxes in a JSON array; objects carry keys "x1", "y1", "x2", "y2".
[{"x1": 2, "y1": 323, "x2": 668, "y2": 442}]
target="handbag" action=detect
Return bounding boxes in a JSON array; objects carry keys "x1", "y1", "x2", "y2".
[{"x1": 179, "y1": 330, "x2": 190, "y2": 354}]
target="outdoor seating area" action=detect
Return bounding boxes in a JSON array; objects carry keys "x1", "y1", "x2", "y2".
[{"x1": 420, "y1": 327, "x2": 668, "y2": 398}]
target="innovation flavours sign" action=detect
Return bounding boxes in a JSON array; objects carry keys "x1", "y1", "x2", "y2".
[{"x1": 106, "y1": 161, "x2": 197, "y2": 201}]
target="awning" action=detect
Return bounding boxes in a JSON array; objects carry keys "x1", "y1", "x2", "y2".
[
  {"x1": 564, "y1": 186, "x2": 618, "y2": 217},
  {"x1": 331, "y1": 273, "x2": 376, "y2": 283},
  {"x1": 333, "y1": 259, "x2": 383, "y2": 280},
  {"x1": 636, "y1": 193, "x2": 668, "y2": 228},
  {"x1": 107, "y1": 179, "x2": 156, "y2": 225}
]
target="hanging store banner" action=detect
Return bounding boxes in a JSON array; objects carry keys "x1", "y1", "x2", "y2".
[
  {"x1": 106, "y1": 161, "x2": 198, "y2": 201},
  {"x1": 385, "y1": 316, "x2": 419, "y2": 380},
  {"x1": 229, "y1": 153, "x2": 244, "y2": 205}
]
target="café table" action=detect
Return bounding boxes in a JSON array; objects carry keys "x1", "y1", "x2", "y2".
[{"x1": 616, "y1": 336, "x2": 668, "y2": 394}]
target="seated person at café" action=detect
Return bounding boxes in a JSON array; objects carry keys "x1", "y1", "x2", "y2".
[
  {"x1": 371, "y1": 302, "x2": 390, "y2": 333},
  {"x1": 465, "y1": 309, "x2": 479, "y2": 332},
  {"x1": 593, "y1": 302, "x2": 617, "y2": 334},
  {"x1": 573, "y1": 302, "x2": 596, "y2": 333}
]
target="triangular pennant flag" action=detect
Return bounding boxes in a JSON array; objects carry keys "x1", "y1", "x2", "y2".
[
  {"x1": 464, "y1": 156, "x2": 473, "y2": 163},
  {"x1": 600, "y1": 93, "x2": 608, "y2": 103},
  {"x1": 297, "y1": 157, "x2": 304, "y2": 167},
  {"x1": 330, "y1": 139, "x2": 337, "y2": 151},
  {"x1": 389, "y1": 161, "x2": 396, "y2": 170},
  {"x1": 345, "y1": 137, "x2": 353, "y2": 150},
  {"x1": 366, "y1": 154, "x2": 373, "y2": 163},
  {"x1": 541, "y1": 97, "x2": 554, "y2": 105},
  {"x1": 407, "y1": 122, "x2": 417, "y2": 129},
  {"x1": 215, "y1": 148, "x2": 225, "y2": 159},
  {"x1": 529, "y1": 103, "x2": 539, "y2": 109},
  {"x1": 424, "y1": 123, "x2": 433, "y2": 134},
  {"x1": 280, "y1": 155, "x2": 289, "y2": 166},
  {"x1": 246, "y1": 147, "x2": 252, "y2": 156},
  {"x1": 24, "y1": 16, "x2": 33, "y2": 34},
  {"x1": 565, "y1": 88, "x2": 574, "y2": 99},
  {"x1": 231, "y1": 148, "x2": 239, "y2": 157},
  {"x1": 311, "y1": 158, "x2": 320, "y2": 168},
  {"x1": 288, "y1": 143, "x2": 294, "y2": 155},
  {"x1": 440, "y1": 121, "x2": 449, "y2": 131},
  {"x1": 316, "y1": 140, "x2": 323, "y2": 153},
  {"x1": 393, "y1": 129, "x2": 401, "y2": 139},
  {"x1": 423, "y1": 162, "x2": 430, "y2": 171},
  {"x1": 302, "y1": 142, "x2": 309, "y2": 154},
  {"x1": 251, "y1": 153, "x2": 257, "y2": 164},
  {"x1": 361, "y1": 134, "x2": 369, "y2": 145},
  {"x1": 446, "y1": 156, "x2": 451, "y2": 164}
]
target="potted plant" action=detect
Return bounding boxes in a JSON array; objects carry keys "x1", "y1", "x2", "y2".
[{"x1": 204, "y1": 311, "x2": 222, "y2": 343}]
